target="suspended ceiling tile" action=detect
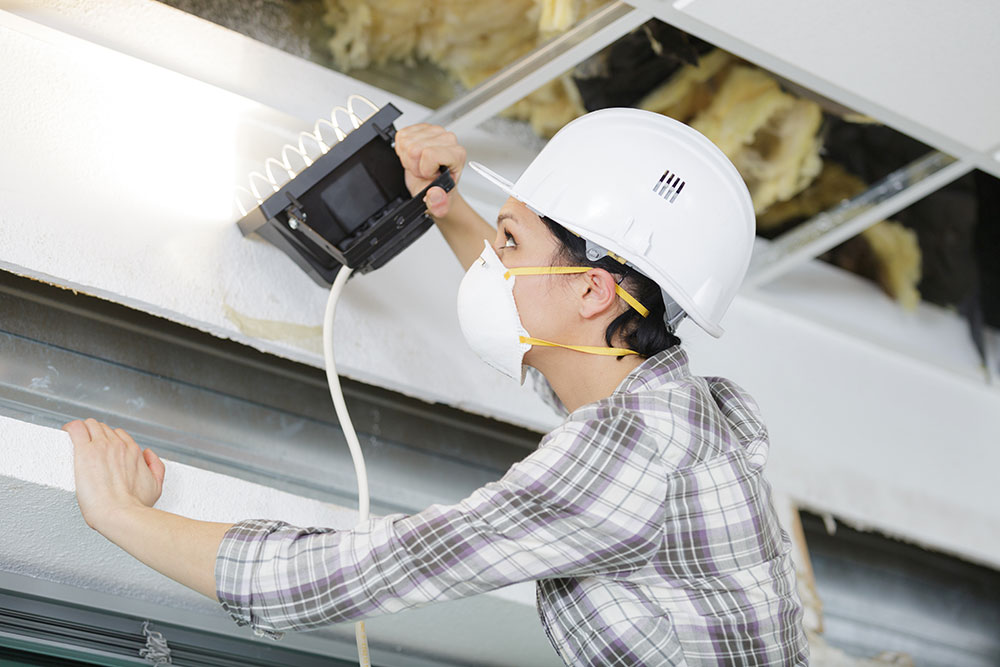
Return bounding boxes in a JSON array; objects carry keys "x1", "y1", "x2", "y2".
[{"x1": 635, "y1": 0, "x2": 1000, "y2": 172}]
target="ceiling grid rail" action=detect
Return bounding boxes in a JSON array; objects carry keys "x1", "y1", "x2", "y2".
[
  {"x1": 425, "y1": 1, "x2": 651, "y2": 131},
  {"x1": 744, "y1": 152, "x2": 974, "y2": 289}
]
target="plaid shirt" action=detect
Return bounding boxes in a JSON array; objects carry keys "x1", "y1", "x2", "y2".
[{"x1": 215, "y1": 346, "x2": 808, "y2": 665}]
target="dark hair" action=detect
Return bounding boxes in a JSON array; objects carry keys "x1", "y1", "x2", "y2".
[{"x1": 542, "y1": 217, "x2": 681, "y2": 358}]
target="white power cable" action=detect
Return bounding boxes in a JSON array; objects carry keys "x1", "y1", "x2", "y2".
[
  {"x1": 322, "y1": 265, "x2": 372, "y2": 667},
  {"x1": 249, "y1": 93, "x2": 383, "y2": 666}
]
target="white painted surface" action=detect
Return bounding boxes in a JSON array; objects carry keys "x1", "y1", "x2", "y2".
[
  {"x1": 0, "y1": 9, "x2": 560, "y2": 433},
  {"x1": 682, "y1": 0, "x2": 1000, "y2": 153},
  {"x1": 0, "y1": 414, "x2": 359, "y2": 532},
  {"x1": 0, "y1": 415, "x2": 559, "y2": 666}
]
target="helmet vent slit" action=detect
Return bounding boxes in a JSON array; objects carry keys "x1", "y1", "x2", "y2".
[{"x1": 653, "y1": 169, "x2": 686, "y2": 203}]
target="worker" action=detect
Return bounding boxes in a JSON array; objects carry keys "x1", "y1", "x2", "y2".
[{"x1": 64, "y1": 108, "x2": 809, "y2": 665}]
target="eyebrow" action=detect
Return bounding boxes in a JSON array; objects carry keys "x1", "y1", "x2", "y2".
[{"x1": 496, "y1": 212, "x2": 519, "y2": 228}]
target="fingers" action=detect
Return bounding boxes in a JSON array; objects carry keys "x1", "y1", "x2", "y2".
[
  {"x1": 395, "y1": 124, "x2": 465, "y2": 183},
  {"x1": 418, "y1": 145, "x2": 465, "y2": 183},
  {"x1": 99, "y1": 421, "x2": 118, "y2": 442},
  {"x1": 88, "y1": 419, "x2": 129, "y2": 449},
  {"x1": 424, "y1": 186, "x2": 451, "y2": 218},
  {"x1": 143, "y1": 448, "x2": 166, "y2": 487},
  {"x1": 115, "y1": 428, "x2": 136, "y2": 447},
  {"x1": 117, "y1": 428, "x2": 143, "y2": 457},
  {"x1": 395, "y1": 123, "x2": 452, "y2": 159},
  {"x1": 62, "y1": 419, "x2": 91, "y2": 445},
  {"x1": 66, "y1": 418, "x2": 141, "y2": 456},
  {"x1": 83, "y1": 418, "x2": 105, "y2": 442}
]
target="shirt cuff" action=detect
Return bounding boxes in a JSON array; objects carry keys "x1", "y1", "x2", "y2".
[{"x1": 215, "y1": 518, "x2": 290, "y2": 641}]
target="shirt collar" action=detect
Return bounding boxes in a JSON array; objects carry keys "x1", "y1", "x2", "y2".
[{"x1": 612, "y1": 345, "x2": 690, "y2": 396}]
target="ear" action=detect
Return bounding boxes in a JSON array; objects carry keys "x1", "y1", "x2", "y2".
[{"x1": 578, "y1": 268, "x2": 620, "y2": 320}]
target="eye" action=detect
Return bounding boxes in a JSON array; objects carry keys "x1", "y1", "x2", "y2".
[{"x1": 504, "y1": 231, "x2": 517, "y2": 248}]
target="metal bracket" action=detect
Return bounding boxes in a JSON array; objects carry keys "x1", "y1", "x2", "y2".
[{"x1": 139, "y1": 620, "x2": 172, "y2": 665}]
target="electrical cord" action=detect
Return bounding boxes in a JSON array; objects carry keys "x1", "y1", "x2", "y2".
[
  {"x1": 322, "y1": 265, "x2": 372, "y2": 667},
  {"x1": 239, "y1": 93, "x2": 387, "y2": 666}
]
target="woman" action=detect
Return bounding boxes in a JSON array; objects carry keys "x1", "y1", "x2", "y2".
[{"x1": 66, "y1": 108, "x2": 808, "y2": 665}]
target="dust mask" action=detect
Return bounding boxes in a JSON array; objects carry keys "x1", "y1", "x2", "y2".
[
  {"x1": 456, "y1": 240, "x2": 647, "y2": 385},
  {"x1": 456, "y1": 241, "x2": 533, "y2": 384}
]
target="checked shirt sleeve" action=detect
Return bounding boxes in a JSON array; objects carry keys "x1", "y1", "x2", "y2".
[{"x1": 214, "y1": 411, "x2": 667, "y2": 638}]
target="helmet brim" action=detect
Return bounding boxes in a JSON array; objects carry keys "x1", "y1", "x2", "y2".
[{"x1": 468, "y1": 161, "x2": 517, "y2": 198}]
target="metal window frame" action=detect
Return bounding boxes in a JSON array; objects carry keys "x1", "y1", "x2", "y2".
[{"x1": 0, "y1": 572, "x2": 364, "y2": 667}]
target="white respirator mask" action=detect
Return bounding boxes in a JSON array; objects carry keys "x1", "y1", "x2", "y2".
[{"x1": 456, "y1": 240, "x2": 646, "y2": 385}]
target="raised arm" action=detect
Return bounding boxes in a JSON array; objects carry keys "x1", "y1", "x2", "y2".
[{"x1": 394, "y1": 123, "x2": 495, "y2": 270}]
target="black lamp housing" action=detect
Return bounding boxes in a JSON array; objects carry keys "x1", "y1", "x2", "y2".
[{"x1": 237, "y1": 103, "x2": 454, "y2": 285}]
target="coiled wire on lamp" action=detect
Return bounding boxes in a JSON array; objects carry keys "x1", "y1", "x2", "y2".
[{"x1": 234, "y1": 94, "x2": 380, "y2": 217}]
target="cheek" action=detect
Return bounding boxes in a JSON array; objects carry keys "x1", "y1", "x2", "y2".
[
  {"x1": 512, "y1": 278, "x2": 566, "y2": 336},
  {"x1": 511, "y1": 279, "x2": 541, "y2": 333}
]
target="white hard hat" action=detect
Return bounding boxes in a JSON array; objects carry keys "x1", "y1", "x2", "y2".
[{"x1": 468, "y1": 107, "x2": 755, "y2": 338}]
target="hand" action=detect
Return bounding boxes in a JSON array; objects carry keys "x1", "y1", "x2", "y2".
[
  {"x1": 394, "y1": 123, "x2": 466, "y2": 218},
  {"x1": 63, "y1": 419, "x2": 166, "y2": 531}
]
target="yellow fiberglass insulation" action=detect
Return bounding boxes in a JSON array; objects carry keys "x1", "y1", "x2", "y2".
[
  {"x1": 318, "y1": 6, "x2": 919, "y2": 310},
  {"x1": 322, "y1": 0, "x2": 606, "y2": 136},
  {"x1": 860, "y1": 220, "x2": 923, "y2": 312},
  {"x1": 690, "y1": 65, "x2": 822, "y2": 213},
  {"x1": 689, "y1": 65, "x2": 794, "y2": 157},
  {"x1": 736, "y1": 98, "x2": 824, "y2": 215},
  {"x1": 640, "y1": 58, "x2": 824, "y2": 214},
  {"x1": 756, "y1": 160, "x2": 868, "y2": 231},
  {"x1": 637, "y1": 49, "x2": 734, "y2": 121},
  {"x1": 760, "y1": 162, "x2": 923, "y2": 311}
]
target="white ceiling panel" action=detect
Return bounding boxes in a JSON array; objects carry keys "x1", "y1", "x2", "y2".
[{"x1": 631, "y1": 0, "x2": 1000, "y2": 175}]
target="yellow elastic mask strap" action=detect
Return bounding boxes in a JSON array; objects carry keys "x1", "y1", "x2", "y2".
[
  {"x1": 519, "y1": 337, "x2": 639, "y2": 357},
  {"x1": 610, "y1": 284, "x2": 649, "y2": 318},
  {"x1": 503, "y1": 266, "x2": 650, "y2": 318}
]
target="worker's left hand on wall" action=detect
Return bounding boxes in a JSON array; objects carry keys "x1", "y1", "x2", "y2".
[{"x1": 63, "y1": 419, "x2": 166, "y2": 531}]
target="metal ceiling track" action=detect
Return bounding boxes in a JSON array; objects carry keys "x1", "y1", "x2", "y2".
[
  {"x1": 0, "y1": 272, "x2": 542, "y2": 519},
  {"x1": 745, "y1": 151, "x2": 974, "y2": 289},
  {"x1": 0, "y1": 582, "x2": 353, "y2": 667},
  {"x1": 426, "y1": 1, "x2": 651, "y2": 131}
]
